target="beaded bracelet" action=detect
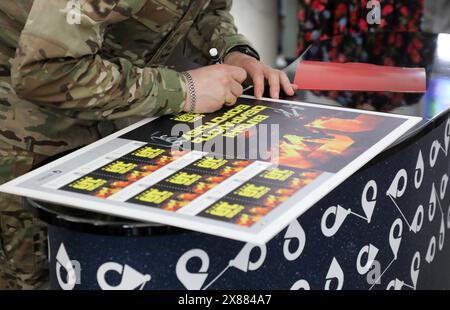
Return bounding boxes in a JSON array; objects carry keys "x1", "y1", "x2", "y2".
[{"x1": 182, "y1": 71, "x2": 196, "y2": 114}]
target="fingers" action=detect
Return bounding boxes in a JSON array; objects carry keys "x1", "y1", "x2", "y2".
[
  {"x1": 240, "y1": 61, "x2": 265, "y2": 99},
  {"x1": 279, "y1": 71, "x2": 295, "y2": 96},
  {"x1": 254, "y1": 69, "x2": 296, "y2": 99},
  {"x1": 221, "y1": 62, "x2": 297, "y2": 101},
  {"x1": 230, "y1": 80, "x2": 244, "y2": 98},
  {"x1": 268, "y1": 70, "x2": 280, "y2": 99},
  {"x1": 251, "y1": 71, "x2": 265, "y2": 99},
  {"x1": 225, "y1": 91, "x2": 238, "y2": 106},
  {"x1": 229, "y1": 66, "x2": 247, "y2": 83}
]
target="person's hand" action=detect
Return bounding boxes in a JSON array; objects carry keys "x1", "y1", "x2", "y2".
[
  {"x1": 184, "y1": 64, "x2": 247, "y2": 113},
  {"x1": 224, "y1": 51, "x2": 297, "y2": 99}
]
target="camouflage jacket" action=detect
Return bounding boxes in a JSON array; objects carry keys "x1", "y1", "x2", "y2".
[{"x1": 0, "y1": 0, "x2": 255, "y2": 156}]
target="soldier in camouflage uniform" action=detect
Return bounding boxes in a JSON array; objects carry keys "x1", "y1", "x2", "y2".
[{"x1": 0, "y1": 0, "x2": 295, "y2": 289}]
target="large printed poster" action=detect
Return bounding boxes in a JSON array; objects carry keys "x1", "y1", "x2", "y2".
[{"x1": 0, "y1": 97, "x2": 422, "y2": 243}]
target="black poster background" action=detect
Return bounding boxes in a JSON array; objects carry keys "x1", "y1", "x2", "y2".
[{"x1": 120, "y1": 98, "x2": 406, "y2": 173}]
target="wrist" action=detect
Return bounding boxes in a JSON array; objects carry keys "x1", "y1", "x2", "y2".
[
  {"x1": 225, "y1": 45, "x2": 260, "y2": 62},
  {"x1": 224, "y1": 51, "x2": 259, "y2": 67},
  {"x1": 183, "y1": 90, "x2": 192, "y2": 112}
]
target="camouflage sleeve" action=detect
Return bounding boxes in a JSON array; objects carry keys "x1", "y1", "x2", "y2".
[
  {"x1": 185, "y1": 0, "x2": 258, "y2": 65},
  {"x1": 10, "y1": 0, "x2": 187, "y2": 121}
]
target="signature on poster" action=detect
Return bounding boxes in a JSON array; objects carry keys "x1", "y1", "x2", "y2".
[
  {"x1": 150, "y1": 131, "x2": 188, "y2": 149},
  {"x1": 267, "y1": 105, "x2": 305, "y2": 119}
]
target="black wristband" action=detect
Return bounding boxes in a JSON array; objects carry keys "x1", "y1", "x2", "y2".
[{"x1": 226, "y1": 45, "x2": 260, "y2": 61}]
